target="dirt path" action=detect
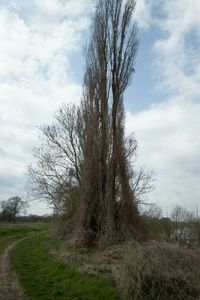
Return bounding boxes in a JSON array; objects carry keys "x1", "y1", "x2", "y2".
[
  {"x1": 0, "y1": 231, "x2": 38, "y2": 243},
  {"x1": 0, "y1": 239, "x2": 25, "y2": 300},
  {"x1": 0, "y1": 233, "x2": 29, "y2": 243},
  {"x1": 0, "y1": 235, "x2": 20, "y2": 242},
  {"x1": 0, "y1": 237, "x2": 33, "y2": 300}
]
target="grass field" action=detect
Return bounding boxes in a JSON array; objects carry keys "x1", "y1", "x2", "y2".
[
  {"x1": 0, "y1": 223, "x2": 48, "y2": 238},
  {"x1": 0, "y1": 223, "x2": 48, "y2": 255},
  {"x1": 11, "y1": 234, "x2": 121, "y2": 300}
]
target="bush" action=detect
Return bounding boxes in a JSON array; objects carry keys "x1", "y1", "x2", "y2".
[{"x1": 115, "y1": 241, "x2": 200, "y2": 299}]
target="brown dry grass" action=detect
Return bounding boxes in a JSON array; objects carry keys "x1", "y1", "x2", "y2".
[
  {"x1": 58, "y1": 240, "x2": 200, "y2": 299},
  {"x1": 117, "y1": 241, "x2": 200, "y2": 299}
]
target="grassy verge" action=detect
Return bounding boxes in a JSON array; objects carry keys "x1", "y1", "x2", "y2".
[
  {"x1": 11, "y1": 235, "x2": 121, "y2": 300},
  {"x1": 0, "y1": 224, "x2": 47, "y2": 255},
  {"x1": 0, "y1": 223, "x2": 48, "y2": 239},
  {"x1": 0, "y1": 236, "x2": 22, "y2": 255}
]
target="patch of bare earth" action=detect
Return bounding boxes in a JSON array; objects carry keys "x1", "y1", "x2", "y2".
[{"x1": 0, "y1": 239, "x2": 25, "y2": 300}]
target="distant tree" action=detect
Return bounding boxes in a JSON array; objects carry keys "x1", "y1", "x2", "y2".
[
  {"x1": 143, "y1": 204, "x2": 162, "y2": 219},
  {"x1": 171, "y1": 205, "x2": 194, "y2": 240},
  {"x1": 171, "y1": 205, "x2": 193, "y2": 224},
  {"x1": 0, "y1": 197, "x2": 29, "y2": 223},
  {"x1": 194, "y1": 206, "x2": 200, "y2": 245}
]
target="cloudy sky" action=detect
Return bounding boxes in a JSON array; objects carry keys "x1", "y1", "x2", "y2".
[{"x1": 0, "y1": 0, "x2": 199, "y2": 215}]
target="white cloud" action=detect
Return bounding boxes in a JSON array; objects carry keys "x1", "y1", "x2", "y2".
[
  {"x1": 154, "y1": 0, "x2": 200, "y2": 97},
  {"x1": 0, "y1": 0, "x2": 94, "y2": 213},
  {"x1": 127, "y1": 0, "x2": 200, "y2": 213},
  {"x1": 135, "y1": 0, "x2": 154, "y2": 28},
  {"x1": 127, "y1": 98, "x2": 200, "y2": 212}
]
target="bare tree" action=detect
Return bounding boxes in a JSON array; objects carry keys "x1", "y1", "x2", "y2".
[
  {"x1": 0, "y1": 197, "x2": 28, "y2": 223},
  {"x1": 27, "y1": 104, "x2": 82, "y2": 217},
  {"x1": 27, "y1": 108, "x2": 153, "y2": 222},
  {"x1": 75, "y1": 0, "x2": 145, "y2": 246},
  {"x1": 143, "y1": 204, "x2": 162, "y2": 219},
  {"x1": 27, "y1": 1, "x2": 155, "y2": 246},
  {"x1": 125, "y1": 135, "x2": 155, "y2": 205},
  {"x1": 27, "y1": 103, "x2": 153, "y2": 224},
  {"x1": 171, "y1": 205, "x2": 194, "y2": 241},
  {"x1": 194, "y1": 205, "x2": 200, "y2": 246}
]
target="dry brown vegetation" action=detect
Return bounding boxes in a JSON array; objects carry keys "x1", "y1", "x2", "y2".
[{"x1": 58, "y1": 240, "x2": 200, "y2": 300}]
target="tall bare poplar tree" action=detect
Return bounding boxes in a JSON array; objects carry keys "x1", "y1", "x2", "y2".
[{"x1": 76, "y1": 0, "x2": 143, "y2": 246}]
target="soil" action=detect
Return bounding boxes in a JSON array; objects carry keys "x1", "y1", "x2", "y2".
[{"x1": 0, "y1": 239, "x2": 26, "y2": 300}]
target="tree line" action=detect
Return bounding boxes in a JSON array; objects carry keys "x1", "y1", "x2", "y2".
[
  {"x1": 0, "y1": 196, "x2": 28, "y2": 223},
  {"x1": 143, "y1": 204, "x2": 200, "y2": 245}
]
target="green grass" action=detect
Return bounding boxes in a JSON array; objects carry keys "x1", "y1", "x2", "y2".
[
  {"x1": 0, "y1": 236, "x2": 22, "y2": 254},
  {"x1": 0, "y1": 223, "x2": 48, "y2": 238},
  {"x1": 0, "y1": 224, "x2": 48, "y2": 255},
  {"x1": 11, "y1": 235, "x2": 121, "y2": 300}
]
